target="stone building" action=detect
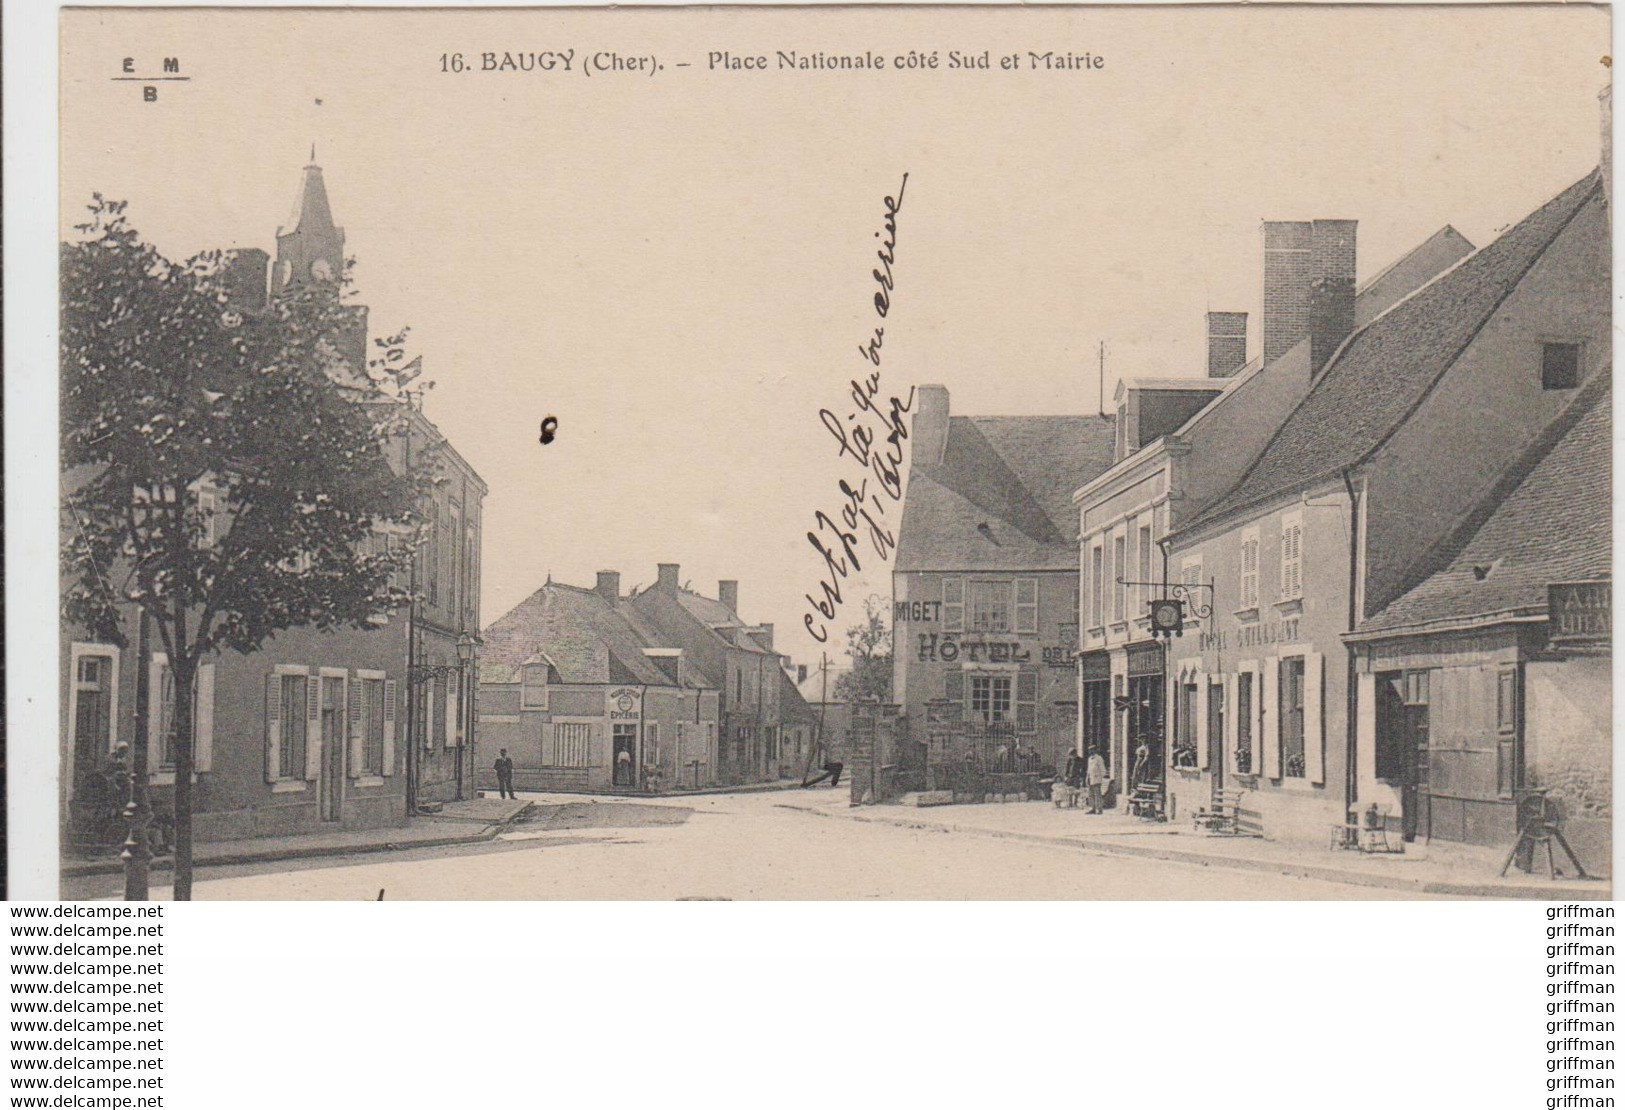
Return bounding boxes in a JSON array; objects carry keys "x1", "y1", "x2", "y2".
[
  {"x1": 477, "y1": 574, "x2": 720, "y2": 793},
  {"x1": 891, "y1": 386, "x2": 1116, "y2": 787},
  {"x1": 1164, "y1": 169, "x2": 1609, "y2": 846}
]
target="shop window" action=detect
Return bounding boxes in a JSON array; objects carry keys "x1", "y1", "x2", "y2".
[
  {"x1": 1542, "y1": 342, "x2": 1580, "y2": 390},
  {"x1": 548, "y1": 722, "x2": 592, "y2": 768},
  {"x1": 1280, "y1": 657, "x2": 1305, "y2": 777}
]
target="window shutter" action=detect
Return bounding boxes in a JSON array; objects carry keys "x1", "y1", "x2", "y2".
[
  {"x1": 195, "y1": 665, "x2": 215, "y2": 773},
  {"x1": 423, "y1": 684, "x2": 436, "y2": 750},
  {"x1": 945, "y1": 669, "x2": 965, "y2": 716},
  {"x1": 381, "y1": 680, "x2": 398, "y2": 776},
  {"x1": 1224, "y1": 673, "x2": 1238, "y2": 772},
  {"x1": 1015, "y1": 577, "x2": 1038, "y2": 634},
  {"x1": 347, "y1": 681, "x2": 364, "y2": 777},
  {"x1": 264, "y1": 675, "x2": 281, "y2": 783},
  {"x1": 1304, "y1": 651, "x2": 1325, "y2": 785},
  {"x1": 147, "y1": 654, "x2": 167, "y2": 772},
  {"x1": 1261, "y1": 658, "x2": 1281, "y2": 779},
  {"x1": 1016, "y1": 669, "x2": 1038, "y2": 733},
  {"x1": 1195, "y1": 673, "x2": 1210, "y2": 770},
  {"x1": 304, "y1": 671, "x2": 322, "y2": 780},
  {"x1": 943, "y1": 577, "x2": 964, "y2": 632},
  {"x1": 447, "y1": 682, "x2": 461, "y2": 749}
]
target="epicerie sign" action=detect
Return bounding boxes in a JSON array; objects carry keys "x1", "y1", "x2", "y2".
[{"x1": 607, "y1": 687, "x2": 643, "y2": 721}]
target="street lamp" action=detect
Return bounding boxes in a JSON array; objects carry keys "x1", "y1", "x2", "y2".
[{"x1": 407, "y1": 630, "x2": 479, "y2": 802}]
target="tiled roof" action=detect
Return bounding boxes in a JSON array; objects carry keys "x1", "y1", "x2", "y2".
[
  {"x1": 1186, "y1": 171, "x2": 1604, "y2": 533},
  {"x1": 898, "y1": 414, "x2": 1116, "y2": 571},
  {"x1": 481, "y1": 582, "x2": 688, "y2": 687},
  {"x1": 676, "y1": 590, "x2": 774, "y2": 654},
  {"x1": 1357, "y1": 373, "x2": 1610, "y2": 636}
]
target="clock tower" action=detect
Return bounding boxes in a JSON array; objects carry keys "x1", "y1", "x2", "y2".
[{"x1": 273, "y1": 147, "x2": 345, "y2": 292}]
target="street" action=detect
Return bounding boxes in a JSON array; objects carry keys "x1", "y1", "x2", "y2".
[{"x1": 64, "y1": 789, "x2": 1446, "y2": 900}]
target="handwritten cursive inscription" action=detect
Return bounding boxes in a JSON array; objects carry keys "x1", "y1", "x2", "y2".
[{"x1": 802, "y1": 174, "x2": 915, "y2": 644}]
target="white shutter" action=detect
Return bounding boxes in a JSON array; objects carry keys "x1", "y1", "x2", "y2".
[
  {"x1": 381, "y1": 680, "x2": 398, "y2": 776},
  {"x1": 1261, "y1": 658, "x2": 1281, "y2": 779},
  {"x1": 1195, "y1": 673, "x2": 1210, "y2": 771},
  {"x1": 195, "y1": 664, "x2": 215, "y2": 773},
  {"x1": 1224, "y1": 673, "x2": 1239, "y2": 772},
  {"x1": 943, "y1": 577, "x2": 965, "y2": 632},
  {"x1": 424, "y1": 684, "x2": 436, "y2": 750},
  {"x1": 1304, "y1": 651, "x2": 1325, "y2": 785},
  {"x1": 147, "y1": 654, "x2": 168, "y2": 771},
  {"x1": 1015, "y1": 577, "x2": 1038, "y2": 634},
  {"x1": 264, "y1": 675, "x2": 281, "y2": 782},
  {"x1": 304, "y1": 671, "x2": 322, "y2": 781},
  {"x1": 347, "y1": 681, "x2": 364, "y2": 777},
  {"x1": 447, "y1": 681, "x2": 461, "y2": 749}
]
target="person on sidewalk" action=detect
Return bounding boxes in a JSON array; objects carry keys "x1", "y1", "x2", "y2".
[
  {"x1": 1086, "y1": 747, "x2": 1108, "y2": 814},
  {"x1": 494, "y1": 749, "x2": 516, "y2": 800}
]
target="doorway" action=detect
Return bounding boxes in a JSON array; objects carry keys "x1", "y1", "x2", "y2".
[
  {"x1": 613, "y1": 725, "x2": 637, "y2": 787},
  {"x1": 1376, "y1": 670, "x2": 1431, "y2": 842}
]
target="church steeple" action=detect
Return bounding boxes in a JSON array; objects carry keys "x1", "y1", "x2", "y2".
[{"x1": 274, "y1": 149, "x2": 345, "y2": 291}]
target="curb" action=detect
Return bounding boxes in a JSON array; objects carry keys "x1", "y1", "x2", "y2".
[
  {"x1": 61, "y1": 819, "x2": 524, "y2": 880},
  {"x1": 774, "y1": 802, "x2": 1608, "y2": 900}
]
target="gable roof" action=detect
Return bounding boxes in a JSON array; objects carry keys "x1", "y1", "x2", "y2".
[
  {"x1": 481, "y1": 581, "x2": 699, "y2": 687},
  {"x1": 1184, "y1": 170, "x2": 1603, "y2": 534},
  {"x1": 1353, "y1": 373, "x2": 1610, "y2": 637},
  {"x1": 676, "y1": 590, "x2": 774, "y2": 655},
  {"x1": 899, "y1": 414, "x2": 1116, "y2": 571}
]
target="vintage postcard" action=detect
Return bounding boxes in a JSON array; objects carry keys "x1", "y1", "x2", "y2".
[{"x1": 55, "y1": 4, "x2": 1612, "y2": 900}]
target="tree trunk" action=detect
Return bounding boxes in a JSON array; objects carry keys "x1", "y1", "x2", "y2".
[{"x1": 170, "y1": 657, "x2": 197, "y2": 901}]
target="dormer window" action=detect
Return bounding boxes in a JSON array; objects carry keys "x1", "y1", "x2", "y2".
[
  {"x1": 521, "y1": 662, "x2": 549, "y2": 709},
  {"x1": 1542, "y1": 342, "x2": 1581, "y2": 390}
]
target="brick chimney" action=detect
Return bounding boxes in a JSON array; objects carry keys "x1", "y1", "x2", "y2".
[
  {"x1": 913, "y1": 385, "x2": 950, "y2": 468},
  {"x1": 798, "y1": 664, "x2": 808, "y2": 684},
  {"x1": 656, "y1": 563, "x2": 680, "y2": 592},
  {"x1": 756, "y1": 622, "x2": 774, "y2": 649},
  {"x1": 718, "y1": 580, "x2": 739, "y2": 613},
  {"x1": 595, "y1": 570, "x2": 621, "y2": 604},
  {"x1": 1309, "y1": 219, "x2": 1357, "y2": 377},
  {"x1": 1261, "y1": 221, "x2": 1313, "y2": 364},
  {"x1": 1206, "y1": 311, "x2": 1248, "y2": 378}
]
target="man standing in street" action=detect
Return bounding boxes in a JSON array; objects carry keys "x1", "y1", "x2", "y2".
[
  {"x1": 494, "y1": 748, "x2": 516, "y2": 800},
  {"x1": 1085, "y1": 747, "x2": 1108, "y2": 814}
]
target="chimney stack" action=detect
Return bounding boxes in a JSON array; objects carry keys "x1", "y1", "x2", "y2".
[
  {"x1": 718, "y1": 580, "x2": 739, "y2": 614},
  {"x1": 1261, "y1": 221, "x2": 1314, "y2": 365},
  {"x1": 913, "y1": 385, "x2": 950, "y2": 468},
  {"x1": 656, "y1": 563, "x2": 680, "y2": 592},
  {"x1": 1206, "y1": 311, "x2": 1248, "y2": 378},
  {"x1": 757, "y1": 622, "x2": 774, "y2": 649},
  {"x1": 595, "y1": 570, "x2": 621, "y2": 604},
  {"x1": 1309, "y1": 219, "x2": 1357, "y2": 377},
  {"x1": 797, "y1": 664, "x2": 808, "y2": 685}
]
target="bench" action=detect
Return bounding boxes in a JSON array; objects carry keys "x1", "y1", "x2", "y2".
[
  {"x1": 1126, "y1": 781, "x2": 1166, "y2": 821},
  {"x1": 1193, "y1": 788, "x2": 1247, "y2": 834}
]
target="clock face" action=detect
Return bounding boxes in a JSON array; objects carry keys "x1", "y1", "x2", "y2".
[
  {"x1": 311, "y1": 259, "x2": 335, "y2": 282},
  {"x1": 1152, "y1": 600, "x2": 1182, "y2": 629}
]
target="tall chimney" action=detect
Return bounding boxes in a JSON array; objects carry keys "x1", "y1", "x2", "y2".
[
  {"x1": 913, "y1": 385, "x2": 950, "y2": 468},
  {"x1": 1309, "y1": 219, "x2": 1358, "y2": 377},
  {"x1": 757, "y1": 622, "x2": 774, "y2": 649},
  {"x1": 656, "y1": 563, "x2": 680, "y2": 592},
  {"x1": 718, "y1": 580, "x2": 739, "y2": 614},
  {"x1": 1206, "y1": 311, "x2": 1248, "y2": 378},
  {"x1": 797, "y1": 664, "x2": 808, "y2": 685},
  {"x1": 595, "y1": 570, "x2": 621, "y2": 604},
  {"x1": 1261, "y1": 221, "x2": 1313, "y2": 364}
]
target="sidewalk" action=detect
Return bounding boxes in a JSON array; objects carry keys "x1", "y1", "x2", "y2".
[
  {"x1": 60, "y1": 798, "x2": 533, "y2": 879},
  {"x1": 776, "y1": 793, "x2": 1610, "y2": 899}
]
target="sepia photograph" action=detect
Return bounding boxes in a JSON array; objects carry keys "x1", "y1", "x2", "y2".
[{"x1": 53, "y1": 4, "x2": 1612, "y2": 901}]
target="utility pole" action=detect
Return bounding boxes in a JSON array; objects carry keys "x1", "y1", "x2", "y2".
[{"x1": 1098, "y1": 340, "x2": 1107, "y2": 418}]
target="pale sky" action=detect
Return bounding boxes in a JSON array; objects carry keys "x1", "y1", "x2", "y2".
[{"x1": 61, "y1": 5, "x2": 1611, "y2": 669}]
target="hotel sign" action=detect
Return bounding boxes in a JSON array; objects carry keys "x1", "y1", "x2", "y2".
[{"x1": 1548, "y1": 581, "x2": 1610, "y2": 647}]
